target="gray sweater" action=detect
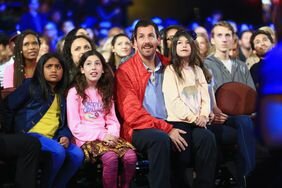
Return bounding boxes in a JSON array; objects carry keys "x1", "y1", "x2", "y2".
[{"x1": 204, "y1": 55, "x2": 255, "y2": 91}]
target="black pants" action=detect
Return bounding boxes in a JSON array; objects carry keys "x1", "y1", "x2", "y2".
[
  {"x1": 132, "y1": 124, "x2": 217, "y2": 188},
  {"x1": 170, "y1": 122, "x2": 217, "y2": 188},
  {"x1": 132, "y1": 128, "x2": 171, "y2": 188},
  {"x1": 0, "y1": 133, "x2": 41, "y2": 188}
]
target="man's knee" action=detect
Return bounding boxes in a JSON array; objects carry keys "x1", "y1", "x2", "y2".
[
  {"x1": 133, "y1": 129, "x2": 171, "y2": 149},
  {"x1": 192, "y1": 128, "x2": 216, "y2": 148},
  {"x1": 153, "y1": 131, "x2": 170, "y2": 144},
  {"x1": 193, "y1": 128, "x2": 215, "y2": 141}
]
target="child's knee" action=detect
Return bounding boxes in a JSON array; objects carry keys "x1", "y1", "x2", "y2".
[
  {"x1": 123, "y1": 149, "x2": 137, "y2": 164},
  {"x1": 101, "y1": 151, "x2": 119, "y2": 166}
]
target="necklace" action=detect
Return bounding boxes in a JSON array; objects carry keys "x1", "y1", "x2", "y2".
[{"x1": 24, "y1": 67, "x2": 35, "y2": 78}]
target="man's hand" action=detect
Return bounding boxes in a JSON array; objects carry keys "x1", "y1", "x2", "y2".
[
  {"x1": 59, "y1": 136, "x2": 70, "y2": 148},
  {"x1": 168, "y1": 128, "x2": 188, "y2": 152},
  {"x1": 212, "y1": 106, "x2": 228, "y2": 124}
]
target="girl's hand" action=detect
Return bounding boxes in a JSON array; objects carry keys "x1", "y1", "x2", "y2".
[
  {"x1": 195, "y1": 115, "x2": 208, "y2": 128},
  {"x1": 103, "y1": 134, "x2": 118, "y2": 147},
  {"x1": 59, "y1": 136, "x2": 70, "y2": 148}
]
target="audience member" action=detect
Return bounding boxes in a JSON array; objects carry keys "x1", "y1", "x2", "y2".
[
  {"x1": 259, "y1": 26, "x2": 276, "y2": 43},
  {"x1": 196, "y1": 32, "x2": 211, "y2": 59},
  {"x1": 162, "y1": 25, "x2": 184, "y2": 57},
  {"x1": 62, "y1": 35, "x2": 95, "y2": 83},
  {"x1": 18, "y1": 0, "x2": 47, "y2": 35},
  {"x1": 67, "y1": 50, "x2": 136, "y2": 188},
  {"x1": 194, "y1": 26, "x2": 209, "y2": 38},
  {"x1": 238, "y1": 30, "x2": 253, "y2": 62},
  {"x1": 37, "y1": 36, "x2": 50, "y2": 62},
  {"x1": 107, "y1": 27, "x2": 124, "y2": 38},
  {"x1": 61, "y1": 20, "x2": 76, "y2": 37},
  {"x1": 249, "y1": 29, "x2": 274, "y2": 89},
  {"x1": 0, "y1": 84, "x2": 41, "y2": 188},
  {"x1": 162, "y1": 29, "x2": 217, "y2": 188},
  {"x1": 43, "y1": 22, "x2": 60, "y2": 53},
  {"x1": 204, "y1": 21, "x2": 256, "y2": 187},
  {"x1": 4, "y1": 53, "x2": 84, "y2": 188},
  {"x1": 256, "y1": 2, "x2": 282, "y2": 187},
  {"x1": 229, "y1": 34, "x2": 240, "y2": 59},
  {"x1": 205, "y1": 21, "x2": 255, "y2": 91},
  {"x1": 108, "y1": 33, "x2": 133, "y2": 71},
  {"x1": 116, "y1": 19, "x2": 175, "y2": 188},
  {"x1": 0, "y1": 33, "x2": 14, "y2": 86},
  {"x1": 3, "y1": 30, "x2": 40, "y2": 89}
]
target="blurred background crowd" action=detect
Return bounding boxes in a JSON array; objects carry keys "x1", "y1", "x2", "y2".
[{"x1": 0, "y1": 0, "x2": 277, "y2": 45}]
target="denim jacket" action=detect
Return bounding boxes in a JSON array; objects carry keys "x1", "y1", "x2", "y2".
[{"x1": 4, "y1": 79, "x2": 72, "y2": 140}]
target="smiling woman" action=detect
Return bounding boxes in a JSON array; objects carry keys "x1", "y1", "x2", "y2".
[{"x1": 108, "y1": 33, "x2": 133, "y2": 71}]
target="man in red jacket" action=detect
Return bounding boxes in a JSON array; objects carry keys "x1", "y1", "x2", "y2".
[{"x1": 116, "y1": 20, "x2": 216, "y2": 188}]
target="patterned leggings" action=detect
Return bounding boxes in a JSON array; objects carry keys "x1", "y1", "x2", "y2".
[{"x1": 100, "y1": 149, "x2": 137, "y2": 188}]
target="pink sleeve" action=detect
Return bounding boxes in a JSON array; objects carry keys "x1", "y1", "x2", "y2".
[
  {"x1": 3, "y1": 63, "x2": 14, "y2": 88},
  {"x1": 66, "y1": 88, "x2": 107, "y2": 142},
  {"x1": 105, "y1": 102, "x2": 120, "y2": 137}
]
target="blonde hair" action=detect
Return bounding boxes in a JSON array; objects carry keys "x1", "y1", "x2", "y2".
[{"x1": 211, "y1": 21, "x2": 235, "y2": 38}]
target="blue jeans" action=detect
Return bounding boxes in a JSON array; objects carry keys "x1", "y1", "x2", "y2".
[
  {"x1": 29, "y1": 133, "x2": 84, "y2": 188},
  {"x1": 209, "y1": 115, "x2": 256, "y2": 184},
  {"x1": 227, "y1": 115, "x2": 256, "y2": 176}
]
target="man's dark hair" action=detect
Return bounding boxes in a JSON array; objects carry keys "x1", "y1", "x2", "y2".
[
  {"x1": 239, "y1": 30, "x2": 253, "y2": 40},
  {"x1": 133, "y1": 20, "x2": 160, "y2": 40},
  {"x1": 250, "y1": 30, "x2": 274, "y2": 50}
]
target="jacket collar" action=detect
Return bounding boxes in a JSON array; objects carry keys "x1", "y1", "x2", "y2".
[{"x1": 132, "y1": 51, "x2": 170, "y2": 74}]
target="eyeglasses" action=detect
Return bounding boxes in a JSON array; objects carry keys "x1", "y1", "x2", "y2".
[{"x1": 166, "y1": 36, "x2": 174, "y2": 41}]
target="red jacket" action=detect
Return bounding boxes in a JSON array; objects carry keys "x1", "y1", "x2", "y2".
[{"x1": 115, "y1": 52, "x2": 173, "y2": 142}]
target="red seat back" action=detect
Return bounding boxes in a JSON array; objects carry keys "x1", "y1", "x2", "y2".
[{"x1": 215, "y1": 82, "x2": 257, "y2": 115}]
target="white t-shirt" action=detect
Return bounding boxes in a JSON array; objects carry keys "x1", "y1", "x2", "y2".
[{"x1": 221, "y1": 59, "x2": 232, "y2": 73}]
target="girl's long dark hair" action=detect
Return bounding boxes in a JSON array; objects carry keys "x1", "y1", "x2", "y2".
[
  {"x1": 74, "y1": 50, "x2": 114, "y2": 114},
  {"x1": 171, "y1": 30, "x2": 212, "y2": 83},
  {"x1": 13, "y1": 30, "x2": 40, "y2": 88},
  {"x1": 30, "y1": 53, "x2": 68, "y2": 100}
]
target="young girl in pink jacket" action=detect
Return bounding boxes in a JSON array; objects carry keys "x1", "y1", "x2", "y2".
[{"x1": 66, "y1": 50, "x2": 136, "y2": 188}]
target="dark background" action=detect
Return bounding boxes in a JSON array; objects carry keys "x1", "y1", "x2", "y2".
[
  {"x1": 128, "y1": 0, "x2": 263, "y2": 26},
  {"x1": 0, "y1": 0, "x2": 265, "y2": 33}
]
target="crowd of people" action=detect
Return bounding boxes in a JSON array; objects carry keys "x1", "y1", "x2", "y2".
[{"x1": 0, "y1": 1, "x2": 282, "y2": 188}]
